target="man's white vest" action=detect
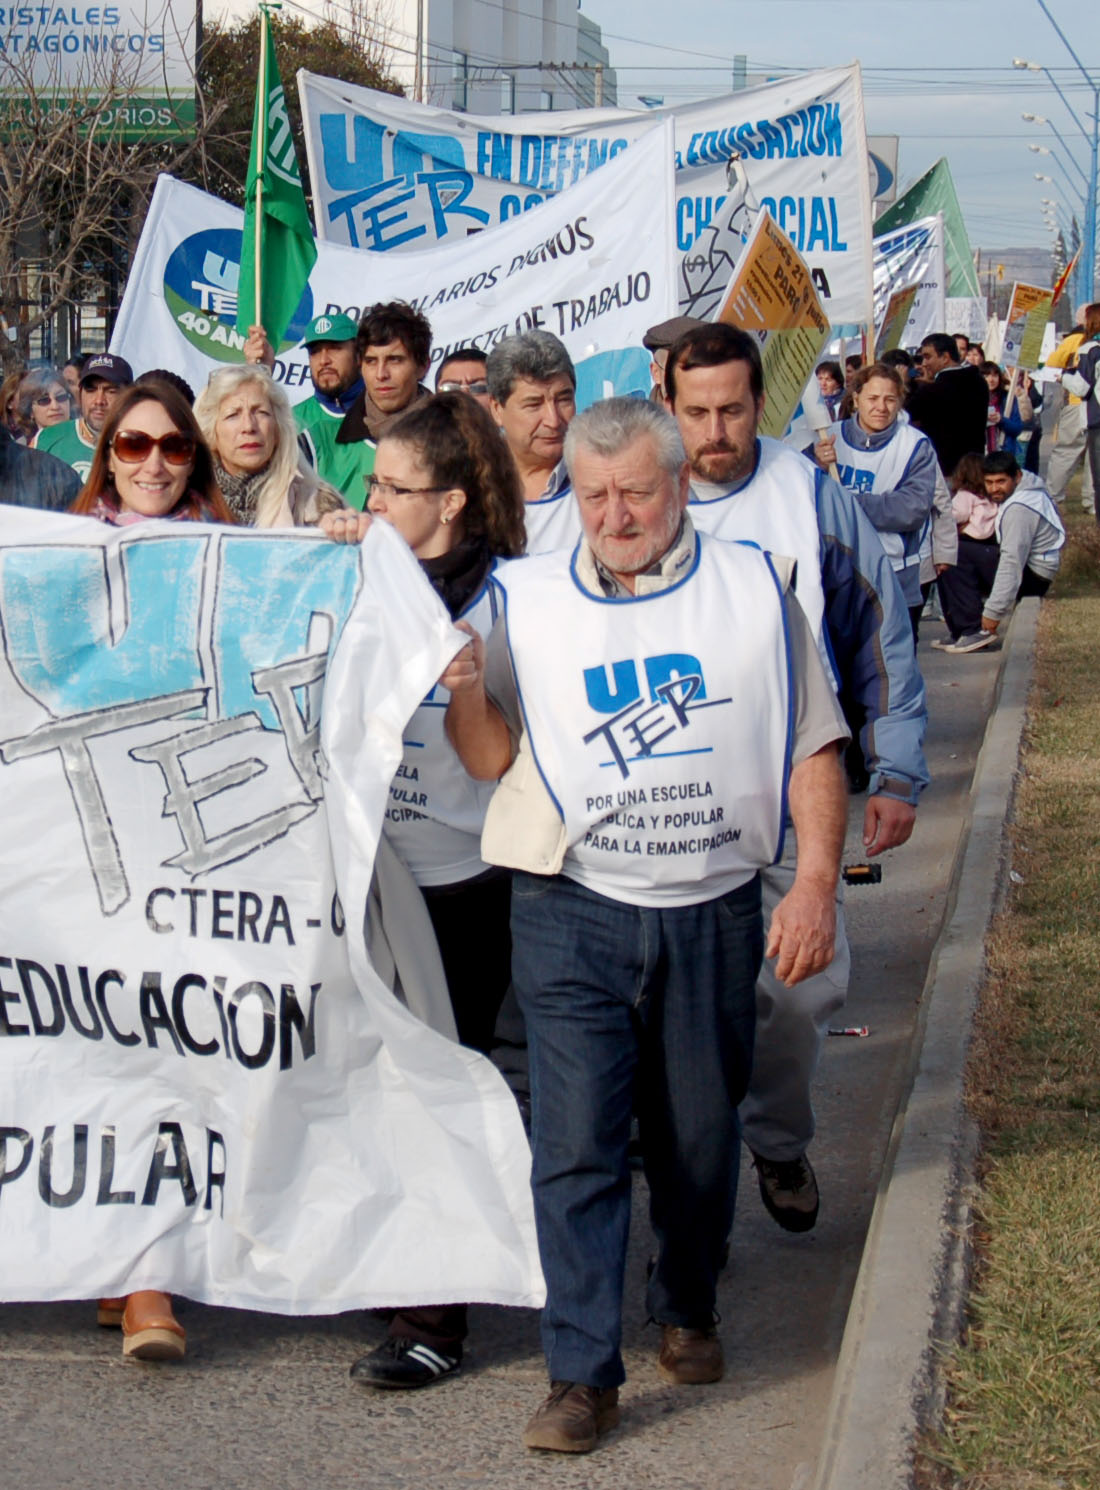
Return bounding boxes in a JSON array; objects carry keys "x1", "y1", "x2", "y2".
[
  {"x1": 828, "y1": 420, "x2": 930, "y2": 574},
  {"x1": 994, "y1": 484, "x2": 1066, "y2": 562},
  {"x1": 688, "y1": 437, "x2": 827, "y2": 660},
  {"x1": 523, "y1": 485, "x2": 581, "y2": 556},
  {"x1": 494, "y1": 535, "x2": 792, "y2": 908},
  {"x1": 384, "y1": 579, "x2": 500, "y2": 886}
]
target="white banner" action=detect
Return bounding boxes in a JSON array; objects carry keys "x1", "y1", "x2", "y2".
[
  {"x1": 873, "y1": 214, "x2": 946, "y2": 348},
  {"x1": 111, "y1": 122, "x2": 676, "y2": 408},
  {"x1": 299, "y1": 65, "x2": 875, "y2": 327},
  {"x1": 0, "y1": 509, "x2": 543, "y2": 1312},
  {"x1": 945, "y1": 296, "x2": 989, "y2": 344}
]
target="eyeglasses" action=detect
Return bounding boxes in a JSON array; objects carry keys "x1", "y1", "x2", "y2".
[
  {"x1": 111, "y1": 429, "x2": 196, "y2": 465},
  {"x1": 34, "y1": 390, "x2": 70, "y2": 407},
  {"x1": 365, "y1": 475, "x2": 445, "y2": 499},
  {"x1": 438, "y1": 380, "x2": 489, "y2": 395}
]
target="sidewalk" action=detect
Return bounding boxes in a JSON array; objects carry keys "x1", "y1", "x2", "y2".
[
  {"x1": 815, "y1": 599, "x2": 1039, "y2": 1490},
  {"x1": 0, "y1": 608, "x2": 1032, "y2": 1490}
]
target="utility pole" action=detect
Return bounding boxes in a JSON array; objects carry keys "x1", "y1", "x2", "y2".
[{"x1": 1030, "y1": 1, "x2": 1098, "y2": 302}]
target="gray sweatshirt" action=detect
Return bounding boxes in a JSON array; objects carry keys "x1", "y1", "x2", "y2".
[{"x1": 985, "y1": 473, "x2": 1065, "y2": 622}]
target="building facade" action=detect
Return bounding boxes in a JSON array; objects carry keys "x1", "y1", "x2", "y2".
[{"x1": 371, "y1": 0, "x2": 616, "y2": 113}]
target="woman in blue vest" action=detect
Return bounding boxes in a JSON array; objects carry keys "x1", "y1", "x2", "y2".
[
  {"x1": 811, "y1": 361, "x2": 938, "y2": 639},
  {"x1": 322, "y1": 391, "x2": 526, "y2": 1390}
]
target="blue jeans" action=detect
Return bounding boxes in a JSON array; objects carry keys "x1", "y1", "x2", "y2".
[{"x1": 511, "y1": 870, "x2": 762, "y2": 1389}]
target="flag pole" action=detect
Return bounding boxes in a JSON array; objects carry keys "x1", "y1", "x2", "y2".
[{"x1": 254, "y1": 4, "x2": 269, "y2": 330}]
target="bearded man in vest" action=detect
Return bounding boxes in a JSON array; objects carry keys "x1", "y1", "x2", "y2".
[
  {"x1": 665, "y1": 323, "x2": 928, "y2": 1236},
  {"x1": 444, "y1": 398, "x2": 849, "y2": 1454}
]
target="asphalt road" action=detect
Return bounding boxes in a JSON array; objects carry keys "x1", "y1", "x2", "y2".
[{"x1": 2, "y1": 618, "x2": 1008, "y2": 1490}]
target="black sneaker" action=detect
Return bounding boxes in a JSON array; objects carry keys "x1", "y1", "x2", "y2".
[
  {"x1": 349, "y1": 1335, "x2": 462, "y2": 1389},
  {"x1": 751, "y1": 1151, "x2": 820, "y2": 1233}
]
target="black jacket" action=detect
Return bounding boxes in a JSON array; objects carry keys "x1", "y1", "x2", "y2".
[
  {"x1": 0, "y1": 427, "x2": 82, "y2": 511},
  {"x1": 906, "y1": 364, "x2": 989, "y2": 477}
]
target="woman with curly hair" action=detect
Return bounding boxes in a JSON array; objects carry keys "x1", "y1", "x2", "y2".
[{"x1": 323, "y1": 390, "x2": 525, "y2": 1391}]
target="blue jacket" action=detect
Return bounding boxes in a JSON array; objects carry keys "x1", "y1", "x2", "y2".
[
  {"x1": 806, "y1": 418, "x2": 938, "y2": 609},
  {"x1": 693, "y1": 438, "x2": 928, "y2": 804},
  {"x1": 812, "y1": 460, "x2": 929, "y2": 803}
]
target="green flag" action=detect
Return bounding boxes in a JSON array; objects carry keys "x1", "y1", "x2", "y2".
[
  {"x1": 236, "y1": 8, "x2": 317, "y2": 349},
  {"x1": 874, "y1": 159, "x2": 980, "y2": 299}
]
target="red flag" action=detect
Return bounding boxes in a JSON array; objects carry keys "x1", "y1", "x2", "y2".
[{"x1": 1051, "y1": 249, "x2": 1080, "y2": 308}]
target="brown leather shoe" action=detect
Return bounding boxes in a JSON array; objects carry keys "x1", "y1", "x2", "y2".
[
  {"x1": 97, "y1": 1298, "x2": 126, "y2": 1328},
  {"x1": 657, "y1": 1324, "x2": 724, "y2": 1385},
  {"x1": 121, "y1": 1291, "x2": 186, "y2": 1362},
  {"x1": 523, "y1": 1381, "x2": 620, "y2": 1453}
]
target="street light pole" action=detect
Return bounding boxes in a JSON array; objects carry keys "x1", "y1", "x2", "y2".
[
  {"x1": 1023, "y1": 117, "x2": 1091, "y2": 187},
  {"x1": 1032, "y1": 0, "x2": 1098, "y2": 303}
]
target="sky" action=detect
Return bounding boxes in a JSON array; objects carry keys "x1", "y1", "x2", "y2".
[{"x1": 580, "y1": 0, "x2": 1098, "y2": 259}]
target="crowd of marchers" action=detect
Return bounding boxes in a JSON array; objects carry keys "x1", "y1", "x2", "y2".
[{"x1": 1, "y1": 294, "x2": 1095, "y2": 1457}]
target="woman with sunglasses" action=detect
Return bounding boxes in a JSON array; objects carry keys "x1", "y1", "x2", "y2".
[
  {"x1": 69, "y1": 382, "x2": 232, "y2": 1359},
  {"x1": 323, "y1": 392, "x2": 525, "y2": 1390},
  {"x1": 72, "y1": 380, "x2": 233, "y2": 527},
  {"x1": 194, "y1": 365, "x2": 342, "y2": 527},
  {"x1": 21, "y1": 368, "x2": 72, "y2": 443}
]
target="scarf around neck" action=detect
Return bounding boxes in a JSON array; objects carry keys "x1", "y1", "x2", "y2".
[
  {"x1": 214, "y1": 458, "x2": 265, "y2": 522},
  {"x1": 419, "y1": 534, "x2": 493, "y2": 620}
]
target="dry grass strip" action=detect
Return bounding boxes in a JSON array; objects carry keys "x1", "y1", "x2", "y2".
[{"x1": 917, "y1": 514, "x2": 1100, "y2": 1490}]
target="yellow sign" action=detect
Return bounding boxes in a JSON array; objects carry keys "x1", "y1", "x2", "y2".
[
  {"x1": 1002, "y1": 281, "x2": 1053, "y2": 371},
  {"x1": 716, "y1": 209, "x2": 830, "y2": 439},
  {"x1": 875, "y1": 285, "x2": 919, "y2": 355}
]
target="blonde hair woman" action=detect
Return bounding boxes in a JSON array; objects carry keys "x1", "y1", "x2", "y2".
[{"x1": 194, "y1": 365, "x2": 342, "y2": 527}]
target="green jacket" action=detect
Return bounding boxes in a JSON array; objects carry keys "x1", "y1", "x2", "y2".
[{"x1": 296, "y1": 398, "x2": 375, "y2": 509}]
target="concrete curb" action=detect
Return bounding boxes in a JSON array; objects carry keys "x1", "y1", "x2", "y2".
[{"x1": 811, "y1": 598, "x2": 1042, "y2": 1490}]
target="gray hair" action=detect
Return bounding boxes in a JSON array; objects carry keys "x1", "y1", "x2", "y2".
[
  {"x1": 17, "y1": 366, "x2": 69, "y2": 422},
  {"x1": 486, "y1": 330, "x2": 576, "y2": 404},
  {"x1": 194, "y1": 365, "x2": 305, "y2": 528},
  {"x1": 564, "y1": 397, "x2": 686, "y2": 482}
]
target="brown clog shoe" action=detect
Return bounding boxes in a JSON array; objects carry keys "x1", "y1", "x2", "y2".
[
  {"x1": 121, "y1": 1291, "x2": 186, "y2": 1361},
  {"x1": 97, "y1": 1298, "x2": 127, "y2": 1328}
]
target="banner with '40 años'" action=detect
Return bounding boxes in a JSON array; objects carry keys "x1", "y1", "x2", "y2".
[{"x1": 111, "y1": 121, "x2": 677, "y2": 410}]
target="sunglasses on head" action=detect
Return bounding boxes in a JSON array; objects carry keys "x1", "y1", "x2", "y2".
[{"x1": 111, "y1": 429, "x2": 196, "y2": 465}]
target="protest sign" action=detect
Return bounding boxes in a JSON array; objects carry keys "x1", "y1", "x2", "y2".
[
  {"x1": 946, "y1": 296, "x2": 988, "y2": 344},
  {"x1": 111, "y1": 122, "x2": 676, "y2": 408},
  {"x1": 872, "y1": 214, "x2": 945, "y2": 350},
  {"x1": 0, "y1": 510, "x2": 543, "y2": 1312},
  {"x1": 298, "y1": 65, "x2": 875, "y2": 327},
  {"x1": 876, "y1": 286, "x2": 920, "y2": 354},
  {"x1": 1001, "y1": 282, "x2": 1054, "y2": 371},
  {"x1": 717, "y1": 208, "x2": 830, "y2": 439}
]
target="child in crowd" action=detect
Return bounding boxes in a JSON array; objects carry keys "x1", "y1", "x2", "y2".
[{"x1": 949, "y1": 452, "x2": 998, "y2": 540}]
